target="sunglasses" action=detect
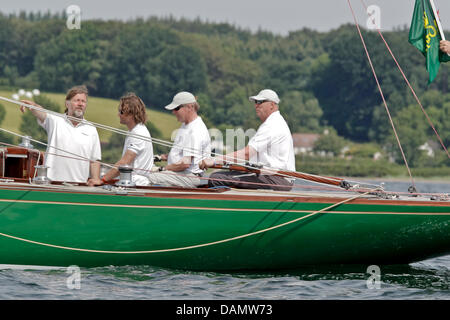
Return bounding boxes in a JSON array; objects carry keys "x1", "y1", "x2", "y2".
[
  {"x1": 173, "y1": 104, "x2": 185, "y2": 111},
  {"x1": 254, "y1": 100, "x2": 268, "y2": 105}
]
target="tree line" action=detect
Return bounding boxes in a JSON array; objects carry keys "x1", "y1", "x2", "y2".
[{"x1": 0, "y1": 11, "x2": 448, "y2": 168}]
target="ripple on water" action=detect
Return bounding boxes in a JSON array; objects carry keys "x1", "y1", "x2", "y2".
[{"x1": 0, "y1": 255, "x2": 449, "y2": 299}]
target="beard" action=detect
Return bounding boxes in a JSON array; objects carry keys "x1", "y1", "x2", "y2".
[{"x1": 71, "y1": 109, "x2": 85, "y2": 119}]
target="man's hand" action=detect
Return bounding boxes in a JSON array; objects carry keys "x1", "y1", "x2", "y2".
[
  {"x1": 19, "y1": 99, "x2": 47, "y2": 123},
  {"x1": 154, "y1": 154, "x2": 168, "y2": 162},
  {"x1": 87, "y1": 178, "x2": 103, "y2": 187},
  {"x1": 19, "y1": 100, "x2": 38, "y2": 113},
  {"x1": 199, "y1": 158, "x2": 215, "y2": 170},
  {"x1": 440, "y1": 40, "x2": 450, "y2": 54}
]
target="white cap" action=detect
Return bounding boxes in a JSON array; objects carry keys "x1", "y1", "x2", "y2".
[
  {"x1": 249, "y1": 89, "x2": 280, "y2": 104},
  {"x1": 165, "y1": 91, "x2": 197, "y2": 110}
]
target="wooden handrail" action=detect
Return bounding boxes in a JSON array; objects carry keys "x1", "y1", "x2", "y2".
[{"x1": 211, "y1": 164, "x2": 350, "y2": 189}]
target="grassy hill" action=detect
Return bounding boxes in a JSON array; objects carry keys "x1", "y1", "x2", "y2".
[{"x1": 0, "y1": 90, "x2": 180, "y2": 143}]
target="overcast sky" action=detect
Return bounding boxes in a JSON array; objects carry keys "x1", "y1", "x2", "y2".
[{"x1": 2, "y1": 0, "x2": 450, "y2": 35}]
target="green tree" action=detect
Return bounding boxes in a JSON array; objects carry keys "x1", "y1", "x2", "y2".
[
  {"x1": 384, "y1": 105, "x2": 428, "y2": 167},
  {"x1": 313, "y1": 129, "x2": 347, "y2": 156},
  {"x1": 97, "y1": 24, "x2": 179, "y2": 106},
  {"x1": 0, "y1": 102, "x2": 15, "y2": 144},
  {"x1": 280, "y1": 90, "x2": 323, "y2": 133},
  {"x1": 312, "y1": 25, "x2": 427, "y2": 141},
  {"x1": 146, "y1": 44, "x2": 208, "y2": 107},
  {"x1": 260, "y1": 58, "x2": 312, "y2": 96},
  {"x1": 101, "y1": 131, "x2": 125, "y2": 164},
  {"x1": 0, "y1": 16, "x2": 19, "y2": 78},
  {"x1": 34, "y1": 23, "x2": 106, "y2": 93},
  {"x1": 221, "y1": 87, "x2": 258, "y2": 127},
  {"x1": 146, "y1": 121, "x2": 166, "y2": 155},
  {"x1": 182, "y1": 33, "x2": 261, "y2": 125},
  {"x1": 426, "y1": 102, "x2": 450, "y2": 154},
  {"x1": 346, "y1": 143, "x2": 384, "y2": 159}
]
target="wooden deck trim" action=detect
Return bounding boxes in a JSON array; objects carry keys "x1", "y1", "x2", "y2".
[{"x1": 0, "y1": 183, "x2": 449, "y2": 207}]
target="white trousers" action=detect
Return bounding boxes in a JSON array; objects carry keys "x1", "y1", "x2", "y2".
[{"x1": 143, "y1": 172, "x2": 202, "y2": 188}]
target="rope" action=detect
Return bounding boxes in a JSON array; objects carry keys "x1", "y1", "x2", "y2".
[
  {"x1": 0, "y1": 138, "x2": 336, "y2": 192},
  {"x1": 0, "y1": 189, "x2": 374, "y2": 254},
  {"x1": 0, "y1": 96, "x2": 232, "y2": 161},
  {"x1": 347, "y1": 0, "x2": 416, "y2": 190},
  {"x1": 1, "y1": 96, "x2": 373, "y2": 187},
  {"x1": 0, "y1": 136, "x2": 289, "y2": 189},
  {"x1": 0, "y1": 141, "x2": 383, "y2": 194},
  {"x1": 2, "y1": 128, "x2": 385, "y2": 193},
  {"x1": 360, "y1": 0, "x2": 450, "y2": 159},
  {"x1": 0, "y1": 98, "x2": 383, "y2": 190},
  {"x1": 0, "y1": 128, "x2": 328, "y2": 190},
  {"x1": 0, "y1": 96, "x2": 305, "y2": 181},
  {"x1": 0, "y1": 128, "x2": 115, "y2": 170}
]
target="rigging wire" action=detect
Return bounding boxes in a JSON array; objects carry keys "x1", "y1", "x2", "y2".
[
  {"x1": 347, "y1": 0, "x2": 417, "y2": 191},
  {"x1": 0, "y1": 97, "x2": 366, "y2": 188},
  {"x1": 0, "y1": 127, "x2": 114, "y2": 169},
  {"x1": 360, "y1": 0, "x2": 450, "y2": 159},
  {"x1": 0, "y1": 128, "x2": 382, "y2": 192},
  {"x1": 0, "y1": 96, "x2": 281, "y2": 171}
]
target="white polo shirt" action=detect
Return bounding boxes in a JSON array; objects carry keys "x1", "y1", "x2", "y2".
[
  {"x1": 168, "y1": 116, "x2": 211, "y2": 175},
  {"x1": 123, "y1": 123, "x2": 154, "y2": 180},
  {"x1": 248, "y1": 111, "x2": 296, "y2": 171},
  {"x1": 39, "y1": 114, "x2": 102, "y2": 182}
]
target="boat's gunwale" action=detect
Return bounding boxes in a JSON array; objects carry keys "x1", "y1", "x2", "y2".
[{"x1": 0, "y1": 182, "x2": 449, "y2": 208}]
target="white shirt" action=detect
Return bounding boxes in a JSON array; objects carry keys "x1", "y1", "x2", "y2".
[
  {"x1": 39, "y1": 114, "x2": 101, "y2": 182},
  {"x1": 248, "y1": 111, "x2": 296, "y2": 171},
  {"x1": 168, "y1": 116, "x2": 211, "y2": 174},
  {"x1": 123, "y1": 123, "x2": 154, "y2": 179}
]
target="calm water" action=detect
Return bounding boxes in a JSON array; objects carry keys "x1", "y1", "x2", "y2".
[{"x1": 0, "y1": 180, "x2": 449, "y2": 300}]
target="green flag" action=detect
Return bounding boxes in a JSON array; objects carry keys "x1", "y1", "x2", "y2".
[{"x1": 409, "y1": 0, "x2": 450, "y2": 83}]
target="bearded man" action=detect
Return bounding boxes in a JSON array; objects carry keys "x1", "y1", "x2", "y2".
[{"x1": 21, "y1": 85, "x2": 101, "y2": 183}]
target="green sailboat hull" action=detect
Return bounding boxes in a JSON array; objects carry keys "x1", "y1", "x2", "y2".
[{"x1": 0, "y1": 186, "x2": 449, "y2": 271}]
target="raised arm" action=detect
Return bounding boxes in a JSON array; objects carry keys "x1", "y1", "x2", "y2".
[{"x1": 20, "y1": 100, "x2": 47, "y2": 123}]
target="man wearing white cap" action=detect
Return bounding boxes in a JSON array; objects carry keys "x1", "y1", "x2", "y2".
[
  {"x1": 200, "y1": 89, "x2": 295, "y2": 191},
  {"x1": 146, "y1": 91, "x2": 211, "y2": 188}
]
